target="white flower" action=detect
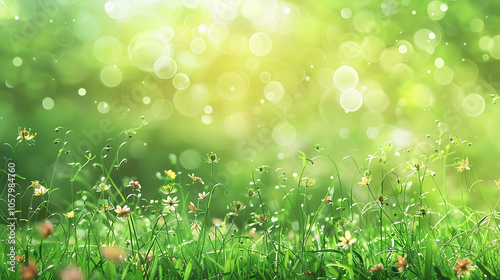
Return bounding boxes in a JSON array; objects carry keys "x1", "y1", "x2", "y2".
[
  {"x1": 336, "y1": 231, "x2": 357, "y2": 250},
  {"x1": 163, "y1": 196, "x2": 179, "y2": 211}
]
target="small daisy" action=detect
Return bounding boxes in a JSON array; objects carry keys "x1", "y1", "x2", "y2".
[
  {"x1": 115, "y1": 205, "x2": 131, "y2": 221},
  {"x1": 163, "y1": 196, "x2": 179, "y2": 212},
  {"x1": 336, "y1": 230, "x2": 357, "y2": 250}
]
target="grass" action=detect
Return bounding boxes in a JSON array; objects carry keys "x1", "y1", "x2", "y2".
[{"x1": 1, "y1": 124, "x2": 500, "y2": 280}]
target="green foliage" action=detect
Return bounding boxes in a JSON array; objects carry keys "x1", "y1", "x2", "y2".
[{"x1": 0, "y1": 126, "x2": 499, "y2": 280}]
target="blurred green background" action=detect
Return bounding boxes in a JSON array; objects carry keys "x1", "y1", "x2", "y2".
[{"x1": 1, "y1": 0, "x2": 499, "y2": 215}]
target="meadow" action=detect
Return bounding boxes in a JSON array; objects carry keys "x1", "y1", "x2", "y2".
[{"x1": 1, "y1": 124, "x2": 499, "y2": 279}]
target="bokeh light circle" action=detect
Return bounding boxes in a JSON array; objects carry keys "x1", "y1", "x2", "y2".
[
  {"x1": 97, "y1": 101, "x2": 110, "y2": 114},
  {"x1": 105, "y1": 0, "x2": 130, "y2": 19},
  {"x1": 151, "y1": 99, "x2": 174, "y2": 120},
  {"x1": 42, "y1": 97, "x2": 54, "y2": 110},
  {"x1": 78, "y1": 88, "x2": 86, "y2": 96},
  {"x1": 190, "y1": 38, "x2": 206, "y2": 54},
  {"x1": 179, "y1": 150, "x2": 202, "y2": 170},
  {"x1": 364, "y1": 89, "x2": 389, "y2": 112},
  {"x1": 128, "y1": 31, "x2": 172, "y2": 72},
  {"x1": 93, "y1": 36, "x2": 122, "y2": 64},
  {"x1": 272, "y1": 122, "x2": 297, "y2": 146},
  {"x1": 173, "y1": 73, "x2": 190, "y2": 90},
  {"x1": 333, "y1": 65, "x2": 359, "y2": 90},
  {"x1": 260, "y1": 71, "x2": 271, "y2": 83},
  {"x1": 463, "y1": 93, "x2": 485, "y2": 117},
  {"x1": 340, "y1": 88, "x2": 363, "y2": 112},
  {"x1": 249, "y1": 32, "x2": 272, "y2": 56},
  {"x1": 341, "y1": 8, "x2": 352, "y2": 19},
  {"x1": 54, "y1": 27, "x2": 74, "y2": 47},
  {"x1": 158, "y1": 25, "x2": 175, "y2": 42},
  {"x1": 154, "y1": 56, "x2": 177, "y2": 79},
  {"x1": 173, "y1": 86, "x2": 209, "y2": 116},
  {"x1": 217, "y1": 72, "x2": 248, "y2": 100},
  {"x1": 100, "y1": 65, "x2": 122, "y2": 87},
  {"x1": 263, "y1": 81, "x2": 285, "y2": 102}
]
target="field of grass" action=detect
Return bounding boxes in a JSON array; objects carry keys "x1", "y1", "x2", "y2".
[{"x1": 1, "y1": 126, "x2": 499, "y2": 280}]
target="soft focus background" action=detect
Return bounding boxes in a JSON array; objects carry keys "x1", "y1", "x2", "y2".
[{"x1": 1, "y1": 0, "x2": 499, "y2": 215}]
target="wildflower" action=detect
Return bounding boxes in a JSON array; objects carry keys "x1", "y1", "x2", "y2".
[
  {"x1": 100, "y1": 244, "x2": 127, "y2": 262},
  {"x1": 254, "y1": 212, "x2": 269, "y2": 224},
  {"x1": 321, "y1": 196, "x2": 332, "y2": 204},
  {"x1": 395, "y1": 255, "x2": 407, "y2": 271},
  {"x1": 99, "y1": 204, "x2": 114, "y2": 213},
  {"x1": 128, "y1": 180, "x2": 142, "y2": 190},
  {"x1": 34, "y1": 186, "x2": 48, "y2": 196},
  {"x1": 376, "y1": 195, "x2": 388, "y2": 203},
  {"x1": 165, "y1": 170, "x2": 177, "y2": 179},
  {"x1": 64, "y1": 211, "x2": 75, "y2": 219},
  {"x1": 300, "y1": 177, "x2": 316, "y2": 187},
  {"x1": 161, "y1": 183, "x2": 178, "y2": 194},
  {"x1": 495, "y1": 179, "x2": 500, "y2": 188},
  {"x1": 38, "y1": 220, "x2": 54, "y2": 238},
  {"x1": 416, "y1": 206, "x2": 430, "y2": 216},
  {"x1": 190, "y1": 221, "x2": 201, "y2": 231},
  {"x1": 456, "y1": 158, "x2": 471, "y2": 173},
  {"x1": 163, "y1": 196, "x2": 179, "y2": 212},
  {"x1": 141, "y1": 253, "x2": 153, "y2": 261},
  {"x1": 189, "y1": 173, "x2": 204, "y2": 184},
  {"x1": 206, "y1": 152, "x2": 219, "y2": 163},
  {"x1": 453, "y1": 257, "x2": 475, "y2": 276},
  {"x1": 369, "y1": 263, "x2": 384, "y2": 273},
  {"x1": 304, "y1": 270, "x2": 312, "y2": 278},
  {"x1": 228, "y1": 201, "x2": 246, "y2": 216},
  {"x1": 17, "y1": 127, "x2": 36, "y2": 142},
  {"x1": 115, "y1": 205, "x2": 131, "y2": 221},
  {"x1": 60, "y1": 265, "x2": 82, "y2": 280},
  {"x1": 188, "y1": 202, "x2": 196, "y2": 213},
  {"x1": 95, "y1": 182, "x2": 111, "y2": 192},
  {"x1": 407, "y1": 161, "x2": 424, "y2": 171},
  {"x1": 357, "y1": 175, "x2": 373, "y2": 186},
  {"x1": 30, "y1": 181, "x2": 48, "y2": 196},
  {"x1": 242, "y1": 188, "x2": 258, "y2": 198},
  {"x1": 15, "y1": 255, "x2": 24, "y2": 262},
  {"x1": 198, "y1": 191, "x2": 209, "y2": 201},
  {"x1": 336, "y1": 230, "x2": 357, "y2": 250},
  {"x1": 21, "y1": 260, "x2": 38, "y2": 279}
]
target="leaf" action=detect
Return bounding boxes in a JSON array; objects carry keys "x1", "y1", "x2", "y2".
[
  {"x1": 149, "y1": 257, "x2": 159, "y2": 280},
  {"x1": 103, "y1": 261, "x2": 117, "y2": 280},
  {"x1": 183, "y1": 261, "x2": 192, "y2": 280},
  {"x1": 477, "y1": 261, "x2": 497, "y2": 278},
  {"x1": 424, "y1": 245, "x2": 433, "y2": 280},
  {"x1": 434, "y1": 266, "x2": 451, "y2": 280},
  {"x1": 297, "y1": 151, "x2": 307, "y2": 167}
]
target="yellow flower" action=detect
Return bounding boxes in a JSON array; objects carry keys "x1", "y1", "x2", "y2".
[
  {"x1": 17, "y1": 127, "x2": 37, "y2": 142},
  {"x1": 357, "y1": 176, "x2": 373, "y2": 186},
  {"x1": 395, "y1": 255, "x2": 407, "y2": 271},
  {"x1": 299, "y1": 177, "x2": 316, "y2": 187},
  {"x1": 165, "y1": 169, "x2": 177, "y2": 179},
  {"x1": 336, "y1": 230, "x2": 357, "y2": 250},
  {"x1": 34, "y1": 186, "x2": 48, "y2": 196},
  {"x1": 64, "y1": 211, "x2": 75, "y2": 219},
  {"x1": 453, "y1": 257, "x2": 475, "y2": 276}
]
